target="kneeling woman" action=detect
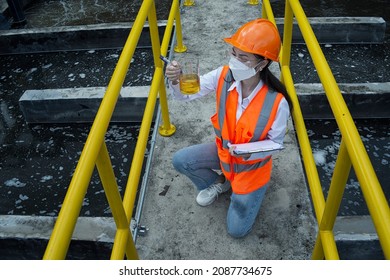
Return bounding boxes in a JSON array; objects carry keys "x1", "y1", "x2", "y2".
[{"x1": 165, "y1": 19, "x2": 292, "y2": 238}]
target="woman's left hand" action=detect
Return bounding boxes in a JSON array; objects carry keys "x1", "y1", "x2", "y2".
[
  {"x1": 229, "y1": 145, "x2": 250, "y2": 160},
  {"x1": 228, "y1": 145, "x2": 236, "y2": 156}
]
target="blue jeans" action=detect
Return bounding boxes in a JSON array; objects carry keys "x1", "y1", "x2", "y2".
[{"x1": 172, "y1": 142, "x2": 269, "y2": 238}]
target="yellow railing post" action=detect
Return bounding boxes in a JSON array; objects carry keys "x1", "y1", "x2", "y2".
[
  {"x1": 160, "y1": 0, "x2": 180, "y2": 56},
  {"x1": 317, "y1": 139, "x2": 351, "y2": 260},
  {"x1": 122, "y1": 67, "x2": 165, "y2": 222},
  {"x1": 158, "y1": 82, "x2": 177, "y2": 136},
  {"x1": 174, "y1": 1, "x2": 187, "y2": 53},
  {"x1": 148, "y1": 0, "x2": 176, "y2": 137},
  {"x1": 183, "y1": 0, "x2": 195, "y2": 7},
  {"x1": 96, "y1": 142, "x2": 139, "y2": 260},
  {"x1": 247, "y1": 0, "x2": 259, "y2": 5},
  {"x1": 261, "y1": 0, "x2": 277, "y2": 25},
  {"x1": 280, "y1": 0, "x2": 326, "y2": 226}
]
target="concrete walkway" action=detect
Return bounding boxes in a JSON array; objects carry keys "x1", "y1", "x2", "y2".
[{"x1": 136, "y1": 1, "x2": 317, "y2": 260}]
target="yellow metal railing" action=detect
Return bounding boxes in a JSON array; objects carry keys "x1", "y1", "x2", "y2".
[
  {"x1": 262, "y1": 0, "x2": 390, "y2": 259},
  {"x1": 43, "y1": 0, "x2": 183, "y2": 260},
  {"x1": 43, "y1": 0, "x2": 389, "y2": 260}
]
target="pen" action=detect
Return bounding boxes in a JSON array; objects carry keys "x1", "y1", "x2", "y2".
[{"x1": 159, "y1": 55, "x2": 171, "y2": 64}]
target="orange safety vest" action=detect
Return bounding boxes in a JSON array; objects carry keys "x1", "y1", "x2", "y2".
[{"x1": 211, "y1": 66, "x2": 284, "y2": 194}]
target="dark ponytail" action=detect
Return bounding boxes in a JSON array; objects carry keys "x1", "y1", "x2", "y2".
[
  {"x1": 257, "y1": 57, "x2": 293, "y2": 111},
  {"x1": 260, "y1": 68, "x2": 293, "y2": 110}
]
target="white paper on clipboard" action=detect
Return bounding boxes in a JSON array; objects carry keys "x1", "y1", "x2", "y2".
[{"x1": 230, "y1": 140, "x2": 284, "y2": 155}]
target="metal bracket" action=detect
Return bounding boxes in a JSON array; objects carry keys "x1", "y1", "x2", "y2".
[
  {"x1": 131, "y1": 218, "x2": 149, "y2": 237},
  {"x1": 137, "y1": 225, "x2": 149, "y2": 237}
]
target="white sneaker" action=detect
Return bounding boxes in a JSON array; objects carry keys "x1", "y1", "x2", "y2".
[{"x1": 196, "y1": 180, "x2": 231, "y2": 206}]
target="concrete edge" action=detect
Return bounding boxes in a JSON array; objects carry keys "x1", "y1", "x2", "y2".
[
  {"x1": 295, "y1": 82, "x2": 390, "y2": 119},
  {"x1": 276, "y1": 16, "x2": 386, "y2": 44},
  {"x1": 334, "y1": 215, "x2": 378, "y2": 241},
  {"x1": 19, "y1": 86, "x2": 152, "y2": 100},
  {"x1": 0, "y1": 215, "x2": 117, "y2": 243},
  {"x1": 0, "y1": 20, "x2": 170, "y2": 54},
  {"x1": 0, "y1": 20, "x2": 169, "y2": 36},
  {"x1": 18, "y1": 86, "x2": 153, "y2": 123},
  {"x1": 18, "y1": 82, "x2": 389, "y2": 123},
  {"x1": 0, "y1": 16, "x2": 386, "y2": 54},
  {"x1": 0, "y1": 214, "x2": 379, "y2": 246}
]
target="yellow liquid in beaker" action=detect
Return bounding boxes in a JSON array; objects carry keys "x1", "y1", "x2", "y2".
[{"x1": 180, "y1": 74, "x2": 200, "y2": 95}]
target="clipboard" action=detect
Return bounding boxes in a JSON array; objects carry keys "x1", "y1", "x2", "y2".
[{"x1": 230, "y1": 140, "x2": 284, "y2": 155}]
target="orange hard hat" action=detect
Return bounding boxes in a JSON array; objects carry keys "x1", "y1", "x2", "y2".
[{"x1": 224, "y1": 19, "x2": 281, "y2": 62}]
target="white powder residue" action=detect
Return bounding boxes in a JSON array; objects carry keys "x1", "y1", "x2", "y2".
[
  {"x1": 4, "y1": 178, "x2": 26, "y2": 188},
  {"x1": 313, "y1": 150, "x2": 327, "y2": 166},
  {"x1": 40, "y1": 175, "x2": 53, "y2": 182},
  {"x1": 42, "y1": 63, "x2": 53, "y2": 69},
  {"x1": 19, "y1": 194, "x2": 29, "y2": 201}
]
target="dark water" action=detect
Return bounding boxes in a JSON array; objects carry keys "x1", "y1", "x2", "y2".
[
  {"x1": 290, "y1": 43, "x2": 390, "y2": 84},
  {"x1": 271, "y1": 0, "x2": 389, "y2": 21},
  {"x1": 0, "y1": 123, "x2": 148, "y2": 217},
  {"x1": 0, "y1": 48, "x2": 155, "y2": 216},
  {"x1": 270, "y1": 0, "x2": 390, "y2": 43},
  {"x1": 21, "y1": 0, "x2": 170, "y2": 27},
  {"x1": 305, "y1": 118, "x2": 389, "y2": 216}
]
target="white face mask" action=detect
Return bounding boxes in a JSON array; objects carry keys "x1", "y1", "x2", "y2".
[{"x1": 228, "y1": 56, "x2": 259, "y2": 82}]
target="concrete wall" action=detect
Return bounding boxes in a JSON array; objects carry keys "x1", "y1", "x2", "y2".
[
  {"x1": 296, "y1": 83, "x2": 390, "y2": 119},
  {"x1": 276, "y1": 17, "x2": 386, "y2": 44},
  {"x1": 0, "y1": 22, "x2": 169, "y2": 54}
]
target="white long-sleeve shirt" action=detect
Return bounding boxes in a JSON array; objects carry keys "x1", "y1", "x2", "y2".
[{"x1": 168, "y1": 66, "x2": 290, "y2": 161}]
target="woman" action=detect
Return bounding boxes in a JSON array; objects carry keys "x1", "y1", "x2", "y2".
[{"x1": 165, "y1": 19, "x2": 292, "y2": 238}]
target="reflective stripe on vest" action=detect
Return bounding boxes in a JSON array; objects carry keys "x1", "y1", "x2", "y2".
[
  {"x1": 214, "y1": 69, "x2": 279, "y2": 147},
  {"x1": 214, "y1": 69, "x2": 233, "y2": 145},
  {"x1": 220, "y1": 156, "x2": 271, "y2": 173}
]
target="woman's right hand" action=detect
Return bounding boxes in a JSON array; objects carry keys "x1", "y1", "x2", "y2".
[{"x1": 165, "y1": 60, "x2": 181, "y2": 85}]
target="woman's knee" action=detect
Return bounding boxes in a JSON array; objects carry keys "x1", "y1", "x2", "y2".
[
  {"x1": 227, "y1": 223, "x2": 251, "y2": 238},
  {"x1": 226, "y1": 209, "x2": 252, "y2": 238},
  {"x1": 172, "y1": 149, "x2": 187, "y2": 172}
]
